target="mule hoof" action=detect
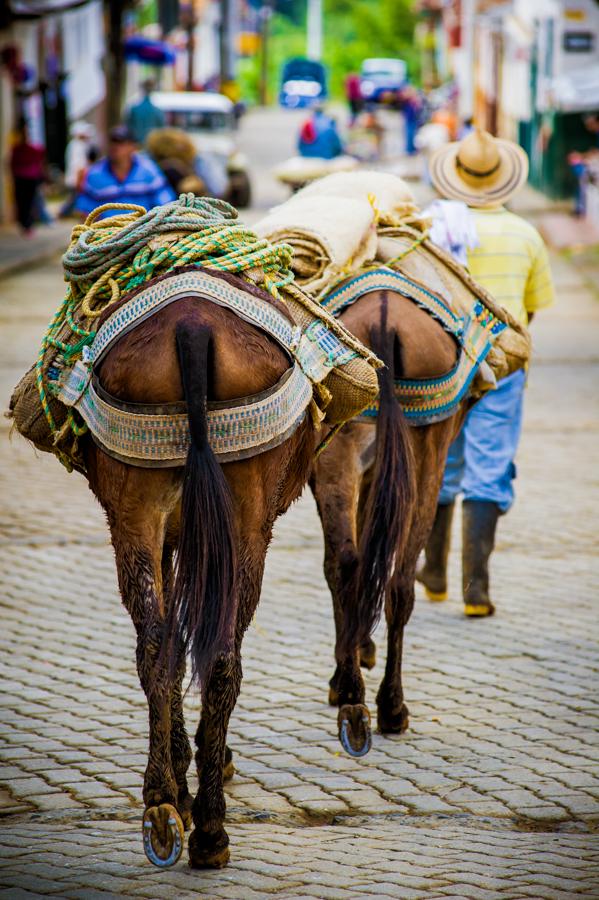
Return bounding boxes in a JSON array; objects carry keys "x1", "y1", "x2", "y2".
[
  {"x1": 188, "y1": 827, "x2": 230, "y2": 869},
  {"x1": 377, "y1": 702, "x2": 410, "y2": 735},
  {"x1": 142, "y1": 803, "x2": 184, "y2": 868},
  {"x1": 359, "y1": 638, "x2": 376, "y2": 670},
  {"x1": 338, "y1": 704, "x2": 372, "y2": 757}
]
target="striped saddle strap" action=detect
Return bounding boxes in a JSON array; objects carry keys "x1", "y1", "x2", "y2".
[{"x1": 320, "y1": 266, "x2": 506, "y2": 425}]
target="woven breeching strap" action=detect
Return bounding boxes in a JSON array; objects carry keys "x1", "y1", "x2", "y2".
[
  {"x1": 35, "y1": 194, "x2": 294, "y2": 463},
  {"x1": 320, "y1": 267, "x2": 506, "y2": 426}
]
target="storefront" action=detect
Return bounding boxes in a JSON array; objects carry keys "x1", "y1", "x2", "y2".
[
  {"x1": 0, "y1": 0, "x2": 106, "y2": 222},
  {"x1": 524, "y1": 0, "x2": 599, "y2": 198}
]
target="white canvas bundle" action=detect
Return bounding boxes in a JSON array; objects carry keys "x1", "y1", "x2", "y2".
[
  {"x1": 288, "y1": 169, "x2": 418, "y2": 225},
  {"x1": 254, "y1": 195, "x2": 378, "y2": 295}
]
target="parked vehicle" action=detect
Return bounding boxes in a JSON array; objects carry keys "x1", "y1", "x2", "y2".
[
  {"x1": 280, "y1": 58, "x2": 327, "y2": 109},
  {"x1": 360, "y1": 58, "x2": 407, "y2": 104},
  {"x1": 150, "y1": 91, "x2": 251, "y2": 207}
]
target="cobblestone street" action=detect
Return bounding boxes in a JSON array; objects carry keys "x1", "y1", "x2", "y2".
[{"x1": 1, "y1": 126, "x2": 599, "y2": 894}]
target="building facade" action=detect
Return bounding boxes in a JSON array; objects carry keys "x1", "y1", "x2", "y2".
[
  {"x1": 434, "y1": 0, "x2": 599, "y2": 199},
  {"x1": 0, "y1": 0, "x2": 106, "y2": 222}
]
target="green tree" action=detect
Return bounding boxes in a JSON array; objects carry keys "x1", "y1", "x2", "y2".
[
  {"x1": 238, "y1": 0, "x2": 419, "y2": 105},
  {"x1": 323, "y1": 0, "x2": 419, "y2": 96}
]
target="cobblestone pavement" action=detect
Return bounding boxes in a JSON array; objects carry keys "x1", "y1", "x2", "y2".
[{"x1": 1, "y1": 192, "x2": 599, "y2": 895}]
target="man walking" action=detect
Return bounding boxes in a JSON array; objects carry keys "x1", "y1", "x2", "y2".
[
  {"x1": 75, "y1": 125, "x2": 175, "y2": 219},
  {"x1": 418, "y1": 128, "x2": 555, "y2": 617}
]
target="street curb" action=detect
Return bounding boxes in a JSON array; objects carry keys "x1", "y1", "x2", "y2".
[{"x1": 0, "y1": 252, "x2": 59, "y2": 282}]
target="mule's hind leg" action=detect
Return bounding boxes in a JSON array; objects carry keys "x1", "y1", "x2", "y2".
[
  {"x1": 377, "y1": 423, "x2": 455, "y2": 734},
  {"x1": 311, "y1": 428, "x2": 367, "y2": 712},
  {"x1": 312, "y1": 428, "x2": 373, "y2": 757},
  {"x1": 161, "y1": 540, "x2": 194, "y2": 829},
  {"x1": 188, "y1": 650, "x2": 242, "y2": 869},
  {"x1": 91, "y1": 455, "x2": 184, "y2": 867},
  {"x1": 189, "y1": 520, "x2": 270, "y2": 869},
  {"x1": 110, "y1": 530, "x2": 185, "y2": 865},
  {"x1": 376, "y1": 573, "x2": 414, "y2": 734},
  {"x1": 110, "y1": 534, "x2": 177, "y2": 805},
  {"x1": 356, "y1": 463, "x2": 377, "y2": 671}
]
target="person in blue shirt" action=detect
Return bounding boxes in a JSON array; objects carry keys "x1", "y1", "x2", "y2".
[
  {"x1": 75, "y1": 125, "x2": 176, "y2": 219},
  {"x1": 298, "y1": 108, "x2": 344, "y2": 160},
  {"x1": 126, "y1": 79, "x2": 165, "y2": 145}
]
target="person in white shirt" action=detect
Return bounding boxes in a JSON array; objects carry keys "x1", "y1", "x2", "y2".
[{"x1": 60, "y1": 122, "x2": 95, "y2": 217}]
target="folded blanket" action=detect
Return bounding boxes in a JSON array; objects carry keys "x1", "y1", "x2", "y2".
[
  {"x1": 254, "y1": 195, "x2": 377, "y2": 295},
  {"x1": 289, "y1": 169, "x2": 418, "y2": 225}
]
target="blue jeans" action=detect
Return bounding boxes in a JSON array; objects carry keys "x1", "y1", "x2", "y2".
[{"x1": 438, "y1": 369, "x2": 526, "y2": 513}]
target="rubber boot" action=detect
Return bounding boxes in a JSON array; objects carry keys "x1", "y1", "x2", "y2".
[
  {"x1": 416, "y1": 502, "x2": 455, "y2": 602},
  {"x1": 462, "y1": 500, "x2": 500, "y2": 617}
]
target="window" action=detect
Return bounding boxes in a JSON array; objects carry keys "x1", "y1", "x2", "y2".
[{"x1": 563, "y1": 31, "x2": 594, "y2": 53}]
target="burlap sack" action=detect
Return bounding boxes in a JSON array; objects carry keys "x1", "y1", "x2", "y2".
[{"x1": 282, "y1": 283, "x2": 380, "y2": 425}]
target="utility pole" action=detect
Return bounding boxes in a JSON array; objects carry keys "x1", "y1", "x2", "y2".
[
  {"x1": 180, "y1": 3, "x2": 196, "y2": 91},
  {"x1": 258, "y1": 1, "x2": 273, "y2": 106},
  {"x1": 459, "y1": 0, "x2": 475, "y2": 121},
  {"x1": 158, "y1": 0, "x2": 179, "y2": 34},
  {"x1": 219, "y1": 0, "x2": 231, "y2": 86},
  {"x1": 306, "y1": 0, "x2": 322, "y2": 61},
  {"x1": 106, "y1": 0, "x2": 125, "y2": 127}
]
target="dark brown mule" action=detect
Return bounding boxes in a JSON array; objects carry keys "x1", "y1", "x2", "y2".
[
  {"x1": 81, "y1": 283, "x2": 321, "y2": 869},
  {"x1": 311, "y1": 287, "x2": 466, "y2": 744}
]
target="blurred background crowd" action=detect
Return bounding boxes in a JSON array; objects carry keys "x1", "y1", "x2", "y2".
[{"x1": 1, "y1": 0, "x2": 598, "y2": 235}]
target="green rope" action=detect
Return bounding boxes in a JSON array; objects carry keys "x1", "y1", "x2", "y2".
[{"x1": 37, "y1": 194, "x2": 295, "y2": 450}]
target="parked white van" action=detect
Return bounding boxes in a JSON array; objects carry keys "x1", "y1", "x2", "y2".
[{"x1": 151, "y1": 91, "x2": 251, "y2": 207}]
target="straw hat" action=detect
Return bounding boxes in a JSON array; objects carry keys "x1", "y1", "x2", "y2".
[{"x1": 429, "y1": 128, "x2": 529, "y2": 207}]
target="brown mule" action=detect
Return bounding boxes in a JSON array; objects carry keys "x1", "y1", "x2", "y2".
[
  {"x1": 76, "y1": 288, "x2": 321, "y2": 869},
  {"x1": 311, "y1": 287, "x2": 467, "y2": 739}
]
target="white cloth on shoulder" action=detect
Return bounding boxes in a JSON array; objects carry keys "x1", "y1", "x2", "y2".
[{"x1": 422, "y1": 199, "x2": 479, "y2": 267}]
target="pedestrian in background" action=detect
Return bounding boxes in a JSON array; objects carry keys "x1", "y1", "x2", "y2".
[
  {"x1": 9, "y1": 120, "x2": 46, "y2": 236},
  {"x1": 60, "y1": 121, "x2": 96, "y2": 217},
  {"x1": 126, "y1": 79, "x2": 165, "y2": 145},
  {"x1": 298, "y1": 107, "x2": 344, "y2": 160},
  {"x1": 398, "y1": 86, "x2": 423, "y2": 156},
  {"x1": 568, "y1": 151, "x2": 588, "y2": 217},
  {"x1": 418, "y1": 128, "x2": 555, "y2": 617},
  {"x1": 75, "y1": 124, "x2": 175, "y2": 219},
  {"x1": 345, "y1": 73, "x2": 363, "y2": 124}
]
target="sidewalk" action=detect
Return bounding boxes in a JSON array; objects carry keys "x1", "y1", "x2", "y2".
[{"x1": 0, "y1": 220, "x2": 73, "y2": 280}]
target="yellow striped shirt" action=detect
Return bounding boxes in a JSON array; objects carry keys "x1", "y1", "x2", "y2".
[{"x1": 467, "y1": 207, "x2": 555, "y2": 326}]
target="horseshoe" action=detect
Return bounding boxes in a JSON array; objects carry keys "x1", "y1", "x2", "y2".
[
  {"x1": 338, "y1": 705, "x2": 372, "y2": 758},
  {"x1": 142, "y1": 804, "x2": 184, "y2": 868}
]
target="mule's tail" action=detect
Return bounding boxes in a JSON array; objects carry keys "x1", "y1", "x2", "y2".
[
  {"x1": 166, "y1": 320, "x2": 238, "y2": 685},
  {"x1": 339, "y1": 294, "x2": 416, "y2": 657}
]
